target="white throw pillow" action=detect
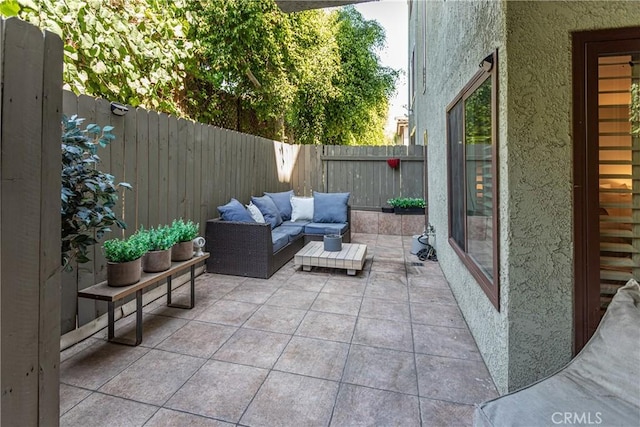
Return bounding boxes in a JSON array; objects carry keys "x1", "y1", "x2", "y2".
[
  {"x1": 246, "y1": 202, "x2": 266, "y2": 223},
  {"x1": 290, "y1": 196, "x2": 314, "y2": 222}
]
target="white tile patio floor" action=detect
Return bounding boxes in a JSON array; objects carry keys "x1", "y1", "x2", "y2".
[{"x1": 59, "y1": 233, "x2": 498, "y2": 426}]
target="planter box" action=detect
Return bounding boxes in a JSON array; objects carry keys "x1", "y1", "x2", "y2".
[{"x1": 394, "y1": 207, "x2": 425, "y2": 215}]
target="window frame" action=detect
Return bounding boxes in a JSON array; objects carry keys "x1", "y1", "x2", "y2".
[{"x1": 446, "y1": 50, "x2": 500, "y2": 310}]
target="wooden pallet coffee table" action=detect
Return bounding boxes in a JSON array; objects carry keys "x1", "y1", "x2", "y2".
[{"x1": 295, "y1": 242, "x2": 367, "y2": 275}]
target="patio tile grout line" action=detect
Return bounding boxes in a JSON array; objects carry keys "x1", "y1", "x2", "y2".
[
  {"x1": 406, "y1": 238, "x2": 427, "y2": 426},
  {"x1": 325, "y1": 235, "x2": 376, "y2": 427},
  {"x1": 232, "y1": 271, "x2": 331, "y2": 425},
  {"x1": 130, "y1": 280, "x2": 249, "y2": 424}
]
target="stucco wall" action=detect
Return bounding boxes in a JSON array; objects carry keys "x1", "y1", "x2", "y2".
[
  {"x1": 503, "y1": 0, "x2": 640, "y2": 389},
  {"x1": 422, "y1": 0, "x2": 509, "y2": 392},
  {"x1": 422, "y1": 0, "x2": 640, "y2": 393}
]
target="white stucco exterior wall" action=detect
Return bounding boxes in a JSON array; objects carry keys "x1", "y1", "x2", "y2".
[{"x1": 418, "y1": 0, "x2": 640, "y2": 393}]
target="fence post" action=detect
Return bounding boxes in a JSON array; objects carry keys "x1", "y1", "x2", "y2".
[{"x1": 0, "y1": 18, "x2": 63, "y2": 425}]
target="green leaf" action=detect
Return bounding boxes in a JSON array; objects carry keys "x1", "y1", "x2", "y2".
[{"x1": 0, "y1": 0, "x2": 21, "y2": 17}]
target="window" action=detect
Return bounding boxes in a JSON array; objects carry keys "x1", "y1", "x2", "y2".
[{"x1": 447, "y1": 51, "x2": 499, "y2": 309}]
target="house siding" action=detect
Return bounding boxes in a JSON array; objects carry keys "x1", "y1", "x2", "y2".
[{"x1": 416, "y1": 0, "x2": 640, "y2": 393}]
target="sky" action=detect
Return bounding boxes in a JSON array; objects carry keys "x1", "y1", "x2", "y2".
[{"x1": 352, "y1": 0, "x2": 409, "y2": 135}]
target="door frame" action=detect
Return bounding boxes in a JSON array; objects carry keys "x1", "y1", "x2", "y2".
[{"x1": 572, "y1": 26, "x2": 640, "y2": 353}]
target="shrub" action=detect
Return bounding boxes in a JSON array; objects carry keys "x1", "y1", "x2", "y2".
[
  {"x1": 102, "y1": 234, "x2": 148, "y2": 263},
  {"x1": 61, "y1": 115, "x2": 131, "y2": 269},
  {"x1": 387, "y1": 197, "x2": 426, "y2": 209},
  {"x1": 137, "y1": 226, "x2": 177, "y2": 251},
  {"x1": 171, "y1": 218, "x2": 199, "y2": 242}
]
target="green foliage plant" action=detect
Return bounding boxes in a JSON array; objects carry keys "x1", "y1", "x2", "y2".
[
  {"x1": 3, "y1": 0, "x2": 193, "y2": 114},
  {"x1": 171, "y1": 218, "x2": 199, "y2": 242},
  {"x1": 387, "y1": 197, "x2": 426, "y2": 209},
  {"x1": 61, "y1": 115, "x2": 131, "y2": 268},
  {"x1": 186, "y1": 1, "x2": 398, "y2": 145},
  {"x1": 103, "y1": 233, "x2": 148, "y2": 263},
  {"x1": 4, "y1": 0, "x2": 399, "y2": 146},
  {"x1": 137, "y1": 226, "x2": 177, "y2": 251}
]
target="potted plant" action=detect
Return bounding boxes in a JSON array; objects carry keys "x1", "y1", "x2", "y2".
[
  {"x1": 170, "y1": 218, "x2": 199, "y2": 261},
  {"x1": 61, "y1": 115, "x2": 130, "y2": 270},
  {"x1": 103, "y1": 233, "x2": 148, "y2": 287},
  {"x1": 139, "y1": 226, "x2": 176, "y2": 272},
  {"x1": 387, "y1": 197, "x2": 426, "y2": 215}
]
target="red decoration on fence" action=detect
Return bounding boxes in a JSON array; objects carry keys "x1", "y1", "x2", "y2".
[{"x1": 387, "y1": 158, "x2": 400, "y2": 169}]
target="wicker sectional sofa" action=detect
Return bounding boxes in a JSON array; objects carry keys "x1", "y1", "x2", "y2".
[{"x1": 205, "y1": 193, "x2": 351, "y2": 279}]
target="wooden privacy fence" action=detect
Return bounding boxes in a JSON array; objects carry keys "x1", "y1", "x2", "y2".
[{"x1": 291, "y1": 145, "x2": 425, "y2": 209}]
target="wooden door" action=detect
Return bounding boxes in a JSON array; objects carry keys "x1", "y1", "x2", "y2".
[{"x1": 573, "y1": 28, "x2": 640, "y2": 352}]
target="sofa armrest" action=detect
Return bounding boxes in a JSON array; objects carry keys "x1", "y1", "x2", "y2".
[{"x1": 205, "y1": 219, "x2": 275, "y2": 277}]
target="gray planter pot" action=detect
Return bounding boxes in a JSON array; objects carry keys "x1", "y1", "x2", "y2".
[
  {"x1": 142, "y1": 248, "x2": 172, "y2": 272},
  {"x1": 107, "y1": 258, "x2": 142, "y2": 287},
  {"x1": 171, "y1": 240, "x2": 194, "y2": 261},
  {"x1": 323, "y1": 234, "x2": 342, "y2": 252}
]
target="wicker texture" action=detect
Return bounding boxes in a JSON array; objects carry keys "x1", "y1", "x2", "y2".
[{"x1": 205, "y1": 207, "x2": 351, "y2": 279}]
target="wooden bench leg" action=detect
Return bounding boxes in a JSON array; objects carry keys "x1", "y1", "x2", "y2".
[
  {"x1": 167, "y1": 265, "x2": 195, "y2": 309},
  {"x1": 107, "y1": 289, "x2": 143, "y2": 346}
]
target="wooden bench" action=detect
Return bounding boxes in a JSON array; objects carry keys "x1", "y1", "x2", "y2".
[{"x1": 78, "y1": 253, "x2": 210, "y2": 346}]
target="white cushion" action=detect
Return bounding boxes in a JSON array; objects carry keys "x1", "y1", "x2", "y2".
[
  {"x1": 246, "y1": 202, "x2": 265, "y2": 223},
  {"x1": 290, "y1": 196, "x2": 314, "y2": 222}
]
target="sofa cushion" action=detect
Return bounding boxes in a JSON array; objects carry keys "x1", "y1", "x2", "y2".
[
  {"x1": 279, "y1": 223, "x2": 305, "y2": 240},
  {"x1": 218, "y1": 198, "x2": 255, "y2": 222},
  {"x1": 291, "y1": 196, "x2": 314, "y2": 222},
  {"x1": 271, "y1": 228, "x2": 290, "y2": 253},
  {"x1": 312, "y1": 191, "x2": 350, "y2": 223},
  {"x1": 265, "y1": 190, "x2": 294, "y2": 221},
  {"x1": 251, "y1": 195, "x2": 283, "y2": 229},
  {"x1": 281, "y1": 220, "x2": 311, "y2": 227},
  {"x1": 304, "y1": 222, "x2": 348, "y2": 236},
  {"x1": 246, "y1": 202, "x2": 266, "y2": 223}
]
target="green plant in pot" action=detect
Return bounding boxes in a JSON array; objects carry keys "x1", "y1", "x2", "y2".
[
  {"x1": 170, "y1": 218, "x2": 199, "y2": 261},
  {"x1": 61, "y1": 115, "x2": 131, "y2": 270},
  {"x1": 387, "y1": 197, "x2": 426, "y2": 214},
  {"x1": 138, "y1": 226, "x2": 177, "y2": 273},
  {"x1": 103, "y1": 233, "x2": 148, "y2": 287}
]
